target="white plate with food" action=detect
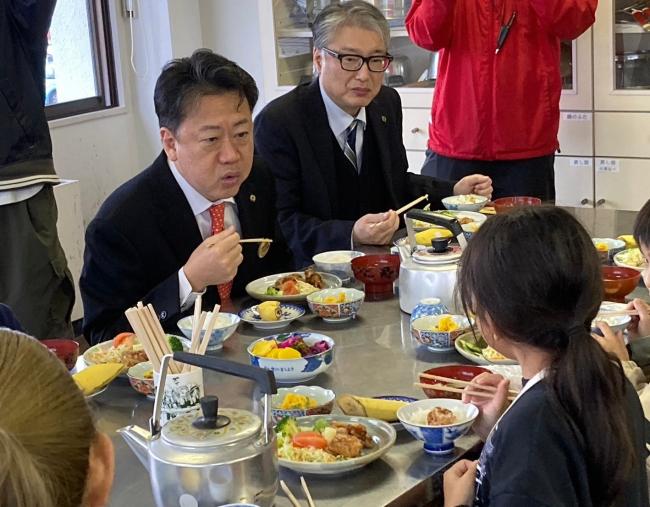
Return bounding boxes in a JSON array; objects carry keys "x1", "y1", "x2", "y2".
[
  {"x1": 454, "y1": 331, "x2": 518, "y2": 365},
  {"x1": 614, "y1": 248, "x2": 647, "y2": 272},
  {"x1": 275, "y1": 414, "x2": 396, "y2": 475},
  {"x1": 245, "y1": 269, "x2": 342, "y2": 302},
  {"x1": 82, "y1": 333, "x2": 148, "y2": 375}
]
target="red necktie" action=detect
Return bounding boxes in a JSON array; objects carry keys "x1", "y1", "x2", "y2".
[{"x1": 209, "y1": 203, "x2": 233, "y2": 302}]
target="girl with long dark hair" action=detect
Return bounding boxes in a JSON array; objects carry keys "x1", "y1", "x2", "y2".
[{"x1": 443, "y1": 206, "x2": 648, "y2": 507}]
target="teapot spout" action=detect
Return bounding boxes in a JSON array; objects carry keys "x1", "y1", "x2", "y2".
[{"x1": 117, "y1": 425, "x2": 151, "y2": 471}]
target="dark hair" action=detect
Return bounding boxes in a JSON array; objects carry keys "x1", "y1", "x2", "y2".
[
  {"x1": 154, "y1": 49, "x2": 258, "y2": 133},
  {"x1": 458, "y1": 206, "x2": 634, "y2": 505},
  {"x1": 633, "y1": 199, "x2": 650, "y2": 249}
]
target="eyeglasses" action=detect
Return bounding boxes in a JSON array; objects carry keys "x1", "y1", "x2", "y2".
[{"x1": 321, "y1": 47, "x2": 393, "y2": 72}]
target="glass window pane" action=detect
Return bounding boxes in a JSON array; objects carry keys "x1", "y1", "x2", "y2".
[
  {"x1": 46, "y1": 0, "x2": 98, "y2": 106},
  {"x1": 614, "y1": 0, "x2": 650, "y2": 90}
]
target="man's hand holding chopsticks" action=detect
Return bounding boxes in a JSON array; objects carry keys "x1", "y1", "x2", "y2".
[
  {"x1": 183, "y1": 226, "x2": 243, "y2": 292},
  {"x1": 353, "y1": 210, "x2": 399, "y2": 245}
]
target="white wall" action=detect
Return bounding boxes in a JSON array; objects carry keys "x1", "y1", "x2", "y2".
[{"x1": 199, "y1": 0, "x2": 267, "y2": 110}]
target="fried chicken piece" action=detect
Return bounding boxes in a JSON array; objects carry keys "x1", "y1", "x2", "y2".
[
  {"x1": 304, "y1": 267, "x2": 325, "y2": 289},
  {"x1": 331, "y1": 422, "x2": 373, "y2": 448},
  {"x1": 121, "y1": 349, "x2": 148, "y2": 368},
  {"x1": 327, "y1": 433, "x2": 363, "y2": 458},
  {"x1": 427, "y1": 407, "x2": 457, "y2": 426}
]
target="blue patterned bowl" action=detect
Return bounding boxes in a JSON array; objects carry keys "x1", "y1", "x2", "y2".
[
  {"x1": 247, "y1": 332, "x2": 335, "y2": 384},
  {"x1": 306, "y1": 288, "x2": 365, "y2": 323},
  {"x1": 410, "y1": 298, "x2": 450, "y2": 323},
  {"x1": 411, "y1": 314, "x2": 472, "y2": 352},
  {"x1": 397, "y1": 398, "x2": 479, "y2": 455},
  {"x1": 177, "y1": 312, "x2": 240, "y2": 351}
]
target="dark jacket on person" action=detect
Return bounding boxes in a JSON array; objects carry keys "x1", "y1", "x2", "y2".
[
  {"x1": 80, "y1": 152, "x2": 294, "y2": 345},
  {"x1": 0, "y1": 0, "x2": 60, "y2": 189},
  {"x1": 254, "y1": 79, "x2": 455, "y2": 268}
]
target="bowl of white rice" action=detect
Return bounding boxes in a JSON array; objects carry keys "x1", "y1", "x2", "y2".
[
  {"x1": 397, "y1": 398, "x2": 478, "y2": 455},
  {"x1": 177, "y1": 311, "x2": 240, "y2": 351}
]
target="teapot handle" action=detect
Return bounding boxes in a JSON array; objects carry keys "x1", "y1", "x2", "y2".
[
  {"x1": 172, "y1": 351, "x2": 277, "y2": 394},
  {"x1": 405, "y1": 210, "x2": 467, "y2": 250}
]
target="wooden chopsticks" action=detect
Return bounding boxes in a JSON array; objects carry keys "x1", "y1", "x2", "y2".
[
  {"x1": 596, "y1": 310, "x2": 639, "y2": 317},
  {"x1": 370, "y1": 194, "x2": 429, "y2": 229},
  {"x1": 280, "y1": 477, "x2": 316, "y2": 507},
  {"x1": 181, "y1": 296, "x2": 221, "y2": 373},
  {"x1": 415, "y1": 373, "x2": 519, "y2": 402},
  {"x1": 239, "y1": 238, "x2": 273, "y2": 244},
  {"x1": 125, "y1": 302, "x2": 182, "y2": 374}
]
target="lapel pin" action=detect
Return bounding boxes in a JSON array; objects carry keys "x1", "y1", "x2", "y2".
[
  {"x1": 249, "y1": 194, "x2": 256, "y2": 202},
  {"x1": 381, "y1": 115, "x2": 387, "y2": 124}
]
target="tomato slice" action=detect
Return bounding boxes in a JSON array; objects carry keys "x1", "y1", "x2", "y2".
[
  {"x1": 282, "y1": 280, "x2": 299, "y2": 295},
  {"x1": 112, "y1": 332, "x2": 135, "y2": 348},
  {"x1": 292, "y1": 431, "x2": 328, "y2": 449}
]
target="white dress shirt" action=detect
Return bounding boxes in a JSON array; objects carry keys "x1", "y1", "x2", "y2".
[
  {"x1": 168, "y1": 160, "x2": 241, "y2": 309},
  {"x1": 319, "y1": 79, "x2": 367, "y2": 169}
]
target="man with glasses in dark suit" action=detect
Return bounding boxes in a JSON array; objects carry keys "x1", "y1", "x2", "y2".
[{"x1": 254, "y1": 0, "x2": 492, "y2": 269}]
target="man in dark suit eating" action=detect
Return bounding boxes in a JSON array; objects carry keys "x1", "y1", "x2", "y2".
[
  {"x1": 254, "y1": 1, "x2": 492, "y2": 268},
  {"x1": 81, "y1": 50, "x2": 292, "y2": 344}
]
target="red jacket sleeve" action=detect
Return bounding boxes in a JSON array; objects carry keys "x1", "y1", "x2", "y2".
[
  {"x1": 405, "y1": 0, "x2": 456, "y2": 51},
  {"x1": 527, "y1": 0, "x2": 597, "y2": 40}
]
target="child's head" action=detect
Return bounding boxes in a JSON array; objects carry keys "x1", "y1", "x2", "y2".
[
  {"x1": 633, "y1": 198, "x2": 650, "y2": 287},
  {"x1": 458, "y1": 206, "x2": 635, "y2": 505},
  {"x1": 0, "y1": 330, "x2": 114, "y2": 507},
  {"x1": 458, "y1": 205, "x2": 601, "y2": 351}
]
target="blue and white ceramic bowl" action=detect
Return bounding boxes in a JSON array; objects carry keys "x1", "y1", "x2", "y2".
[
  {"x1": 271, "y1": 385, "x2": 336, "y2": 423},
  {"x1": 441, "y1": 194, "x2": 489, "y2": 212},
  {"x1": 411, "y1": 314, "x2": 472, "y2": 352},
  {"x1": 410, "y1": 298, "x2": 450, "y2": 324},
  {"x1": 247, "y1": 332, "x2": 335, "y2": 383},
  {"x1": 397, "y1": 398, "x2": 479, "y2": 455},
  {"x1": 238, "y1": 303, "x2": 305, "y2": 330},
  {"x1": 306, "y1": 288, "x2": 365, "y2": 323},
  {"x1": 177, "y1": 312, "x2": 240, "y2": 351}
]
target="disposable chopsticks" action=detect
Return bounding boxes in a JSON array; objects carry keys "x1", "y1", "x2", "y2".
[
  {"x1": 301, "y1": 476, "x2": 316, "y2": 507},
  {"x1": 419, "y1": 373, "x2": 519, "y2": 396},
  {"x1": 395, "y1": 194, "x2": 429, "y2": 216},
  {"x1": 596, "y1": 310, "x2": 639, "y2": 317},
  {"x1": 414, "y1": 382, "x2": 517, "y2": 402},
  {"x1": 239, "y1": 238, "x2": 273, "y2": 244},
  {"x1": 280, "y1": 478, "x2": 316, "y2": 507}
]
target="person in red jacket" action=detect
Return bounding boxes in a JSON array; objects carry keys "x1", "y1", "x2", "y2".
[{"x1": 406, "y1": 0, "x2": 597, "y2": 201}]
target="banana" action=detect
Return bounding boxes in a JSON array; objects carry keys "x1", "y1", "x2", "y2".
[{"x1": 337, "y1": 394, "x2": 408, "y2": 422}]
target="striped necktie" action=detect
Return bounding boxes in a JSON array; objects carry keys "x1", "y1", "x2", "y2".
[
  {"x1": 343, "y1": 119, "x2": 359, "y2": 172},
  {"x1": 208, "y1": 203, "x2": 233, "y2": 302}
]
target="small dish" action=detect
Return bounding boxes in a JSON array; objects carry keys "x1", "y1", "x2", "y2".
[
  {"x1": 411, "y1": 314, "x2": 472, "y2": 352},
  {"x1": 592, "y1": 301, "x2": 632, "y2": 334},
  {"x1": 127, "y1": 361, "x2": 155, "y2": 398},
  {"x1": 238, "y1": 303, "x2": 305, "y2": 330},
  {"x1": 41, "y1": 338, "x2": 79, "y2": 370},
  {"x1": 306, "y1": 288, "x2": 365, "y2": 322},
  {"x1": 614, "y1": 248, "x2": 647, "y2": 273},
  {"x1": 177, "y1": 312, "x2": 240, "y2": 351},
  {"x1": 271, "y1": 385, "x2": 336, "y2": 423},
  {"x1": 441, "y1": 194, "x2": 489, "y2": 212},
  {"x1": 313, "y1": 250, "x2": 366, "y2": 280},
  {"x1": 454, "y1": 331, "x2": 518, "y2": 365},
  {"x1": 397, "y1": 398, "x2": 479, "y2": 455}
]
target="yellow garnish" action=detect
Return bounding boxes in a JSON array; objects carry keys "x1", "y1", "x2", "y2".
[
  {"x1": 73, "y1": 363, "x2": 124, "y2": 396},
  {"x1": 251, "y1": 340, "x2": 278, "y2": 357},
  {"x1": 279, "y1": 393, "x2": 318, "y2": 410},
  {"x1": 595, "y1": 242, "x2": 608, "y2": 252},
  {"x1": 276, "y1": 348, "x2": 302, "y2": 360},
  {"x1": 435, "y1": 315, "x2": 459, "y2": 332}
]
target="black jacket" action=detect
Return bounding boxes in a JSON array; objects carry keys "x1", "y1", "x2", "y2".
[
  {"x1": 80, "y1": 152, "x2": 293, "y2": 344},
  {"x1": 254, "y1": 79, "x2": 455, "y2": 268},
  {"x1": 0, "y1": 0, "x2": 59, "y2": 188}
]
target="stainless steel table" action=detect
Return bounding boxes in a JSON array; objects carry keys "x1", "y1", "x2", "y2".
[{"x1": 90, "y1": 207, "x2": 641, "y2": 507}]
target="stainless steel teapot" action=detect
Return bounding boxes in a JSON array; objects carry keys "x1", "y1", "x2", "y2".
[{"x1": 119, "y1": 352, "x2": 278, "y2": 507}]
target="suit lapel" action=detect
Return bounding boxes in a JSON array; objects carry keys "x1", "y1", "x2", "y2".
[
  {"x1": 366, "y1": 102, "x2": 400, "y2": 209},
  {"x1": 301, "y1": 80, "x2": 339, "y2": 215},
  {"x1": 148, "y1": 152, "x2": 203, "y2": 264}
]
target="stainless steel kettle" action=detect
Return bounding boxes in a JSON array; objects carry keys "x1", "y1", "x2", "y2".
[{"x1": 119, "y1": 352, "x2": 278, "y2": 507}]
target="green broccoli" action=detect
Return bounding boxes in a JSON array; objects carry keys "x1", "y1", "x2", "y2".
[
  {"x1": 265, "y1": 286, "x2": 280, "y2": 296},
  {"x1": 167, "y1": 335, "x2": 184, "y2": 352},
  {"x1": 275, "y1": 416, "x2": 299, "y2": 437}
]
